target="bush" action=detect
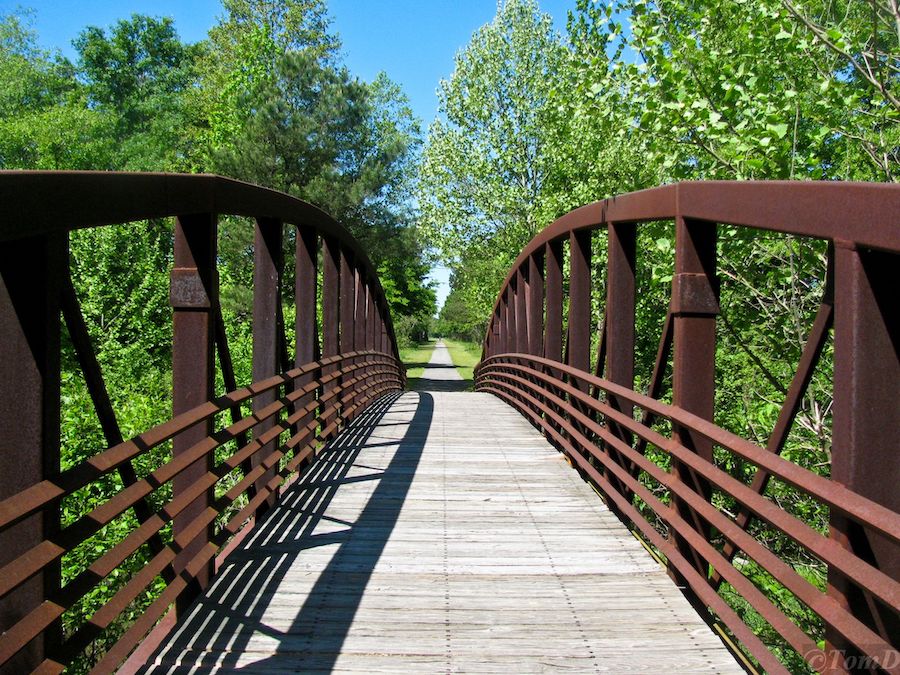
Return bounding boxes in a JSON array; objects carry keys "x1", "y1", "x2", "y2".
[{"x1": 393, "y1": 313, "x2": 432, "y2": 349}]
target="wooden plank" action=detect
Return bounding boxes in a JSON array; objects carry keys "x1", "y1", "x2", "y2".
[{"x1": 142, "y1": 381, "x2": 742, "y2": 674}]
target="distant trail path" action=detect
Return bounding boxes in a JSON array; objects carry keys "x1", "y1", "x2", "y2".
[{"x1": 410, "y1": 339, "x2": 468, "y2": 392}]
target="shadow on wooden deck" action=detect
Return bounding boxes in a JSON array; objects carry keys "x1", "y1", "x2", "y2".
[{"x1": 141, "y1": 391, "x2": 432, "y2": 673}]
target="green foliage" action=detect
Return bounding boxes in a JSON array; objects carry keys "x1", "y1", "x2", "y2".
[
  {"x1": 74, "y1": 14, "x2": 203, "y2": 170},
  {"x1": 569, "y1": 0, "x2": 899, "y2": 180},
  {"x1": 418, "y1": 0, "x2": 648, "y2": 328},
  {"x1": 393, "y1": 313, "x2": 432, "y2": 350},
  {"x1": 197, "y1": 0, "x2": 339, "y2": 154},
  {"x1": 68, "y1": 221, "x2": 174, "y2": 377},
  {"x1": 418, "y1": 0, "x2": 566, "y2": 314},
  {"x1": 720, "y1": 558, "x2": 825, "y2": 673},
  {"x1": 203, "y1": 0, "x2": 434, "y2": 324},
  {"x1": 420, "y1": 0, "x2": 565, "y2": 245},
  {"x1": 434, "y1": 286, "x2": 486, "y2": 343},
  {"x1": 213, "y1": 50, "x2": 369, "y2": 194},
  {"x1": 0, "y1": 10, "x2": 115, "y2": 168}
]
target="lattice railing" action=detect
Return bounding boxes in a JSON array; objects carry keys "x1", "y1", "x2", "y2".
[
  {"x1": 476, "y1": 181, "x2": 899, "y2": 674},
  {"x1": 0, "y1": 172, "x2": 404, "y2": 672}
]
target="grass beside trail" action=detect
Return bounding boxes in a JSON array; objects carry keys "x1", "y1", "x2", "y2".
[
  {"x1": 399, "y1": 339, "x2": 436, "y2": 384},
  {"x1": 442, "y1": 339, "x2": 481, "y2": 382}
]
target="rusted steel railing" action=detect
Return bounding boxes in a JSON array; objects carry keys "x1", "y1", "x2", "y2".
[
  {"x1": 475, "y1": 182, "x2": 899, "y2": 674},
  {"x1": 0, "y1": 172, "x2": 404, "y2": 673}
]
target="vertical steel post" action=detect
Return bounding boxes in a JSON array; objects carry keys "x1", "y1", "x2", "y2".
[
  {"x1": 0, "y1": 233, "x2": 64, "y2": 671},
  {"x1": 567, "y1": 230, "x2": 591, "y2": 377},
  {"x1": 374, "y1": 302, "x2": 384, "y2": 353},
  {"x1": 378, "y1": 304, "x2": 388, "y2": 354},
  {"x1": 499, "y1": 291, "x2": 509, "y2": 354},
  {"x1": 606, "y1": 222, "x2": 636, "y2": 388},
  {"x1": 544, "y1": 240, "x2": 563, "y2": 363},
  {"x1": 339, "y1": 249, "x2": 355, "y2": 417},
  {"x1": 606, "y1": 222, "x2": 637, "y2": 497},
  {"x1": 322, "y1": 236, "x2": 340, "y2": 407},
  {"x1": 527, "y1": 252, "x2": 544, "y2": 356},
  {"x1": 670, "y1": 215, "x2": 718, "y2": 582},
  {"x1": 827, "y1": 244, "x2": 899, "y2": 668},
  {"x1": 515, "y1": 266, "x2": 528, "y2": 354},
  {"x1": 170, "y1": 212, "x2": 217, "y2": 614},
  {"x1": 566, "y1": 229, "x2": 592, "y2": 456},
  {"x1": 340, "y1": 249, "x2": 354, "y2": 352},
  {"x1": 365, "y1": 284, "x2": 376, "y2": 350},
  {"x1": 295, "y1": 227, "x2": 318, "y2": 368},
  {"x1": 354, "y1": 268, "x2": 366, "y2": 351},
  {"x1": 252, "y1": 218, "x2": 282, "y2": 515},
  {"x1": 350, "y1": 268, "x2": 367, "y2": 416},
  {"x1": 508, "y1": 275, "x2": 518, "y2": 354},
  {"x1": 490, "y1": 306, "x2": 501, "y2": 358},
  {"x1": 294, "y1": 227, "x2": 318, "y2": 464}
]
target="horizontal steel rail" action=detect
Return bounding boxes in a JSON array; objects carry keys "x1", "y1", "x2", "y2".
[
  {"x1": 476, "y1": 181, "x2": 900, "y2": 674},
  {"x1": 0, "y1": 172, "x2": 405, "y2": 673}
]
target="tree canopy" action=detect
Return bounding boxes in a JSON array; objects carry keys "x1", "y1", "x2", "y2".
[
  {"x1": 421, "y1": 0, "x2": 898, "y2": 336},
  {"x1": 0, "y1": 0, "x2": 435, "y2": 328}
]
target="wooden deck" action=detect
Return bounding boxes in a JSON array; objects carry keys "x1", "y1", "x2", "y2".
[{"x1": 140, "y1": 345, "x2": 741, "y2": 673}]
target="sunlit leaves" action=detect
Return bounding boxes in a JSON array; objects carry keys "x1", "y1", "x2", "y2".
[
  {"x1": 569, "y1": 0, "x2": 900, "y2": 181},
  {"x1": 418, "y1": 0, "x2": 648, "y2": 334},
  {"x1": 74, "y1": 14, "x2": 201, "y2": 171}
]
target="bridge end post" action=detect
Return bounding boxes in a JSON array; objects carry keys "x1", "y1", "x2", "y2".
[
  {"x1": 0, "y1": 232, "x2": 65, "y2": 671},
  {"x1": 827, "y1": 243, "x2": 899, "y2": 670}
]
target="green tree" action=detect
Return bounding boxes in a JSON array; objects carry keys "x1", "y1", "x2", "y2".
[
  {"x1": 213, "y1": 50, "x2": 368, "y2": 201},
  {"x1": 419, "y1": 0, "x2": 566, "y2": 263},
  {"x1": 212, "y1": 52, "x2": 433, "y2": 317},
  {"x1": 418, "y1": 0, "x2": 647, "y2": 326},
  {"x1": 568, "y1": 0, "x2": 899, "y2": 180},
  {"x1": 74, "y1": 14, "x2": 202, "y2": 170},
  {"x1": 198, "y1": 0, "x2": 339, "y2": 156},
  {"x1": 0, "y1": 10, "x2": 114, "y2": 169},
  {"x1": 204, "y1": 0, "x2": 433, "y2": 324},
  {"x1": 435, "y1": 284, "x2": 486, "y2": 342}
]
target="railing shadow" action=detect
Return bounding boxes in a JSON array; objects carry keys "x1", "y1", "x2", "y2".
[
  {"x1": 408, "y1": 376, "x2": 474, "y2": 392},
  {"x1": 402, "y1": 361, "x2": 458, "y2": 370},
  {"x1": 141, "y1": 390, "x2": 433, "y2": 672}
]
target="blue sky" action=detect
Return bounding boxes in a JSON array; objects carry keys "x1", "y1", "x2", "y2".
[{"x1": 2, "y1": 0, "x2": 579, "y2": 309}]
